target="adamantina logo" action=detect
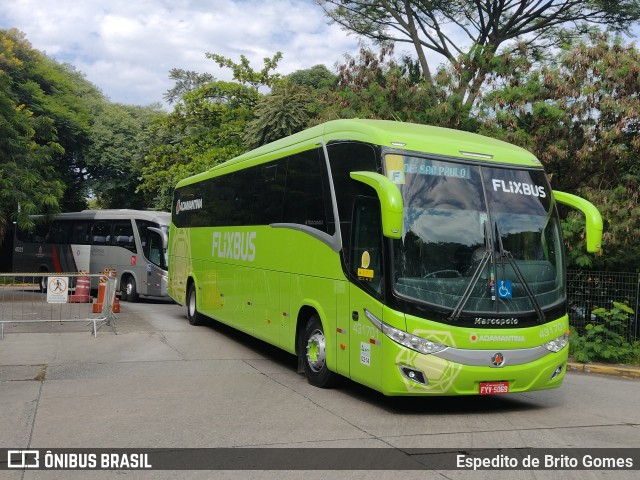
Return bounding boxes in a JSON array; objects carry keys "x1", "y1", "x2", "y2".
[{"x1": 175, "y1": 197, "x2": 203, "y2": 214}]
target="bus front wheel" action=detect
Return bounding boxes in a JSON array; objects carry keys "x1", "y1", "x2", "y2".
[
  {"x1": 122, "y1": 275, "x2": 139, "y2": 302},
  {"x1": 187, "y1": 283, "x2": 206, "y2": 326},
  {"x1": 301, "y1": 315, "x2": 338, "y2": 388}
]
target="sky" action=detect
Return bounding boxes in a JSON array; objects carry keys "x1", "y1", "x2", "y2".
[
  {"x1": 0, "y1": 0, "x2": 362, "y2": 106},
  {"x1": 1, "y1": 1, "x2": 638, "y2": 109}
]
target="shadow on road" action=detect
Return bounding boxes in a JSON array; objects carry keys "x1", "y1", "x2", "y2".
[{"x1": 187, "y1": 312, "x2": 547, "y2": 415}]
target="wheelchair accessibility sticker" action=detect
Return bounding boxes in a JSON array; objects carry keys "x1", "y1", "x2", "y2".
[{"x1": 498, "y1": 280, "x2": 512, "y2": 299}]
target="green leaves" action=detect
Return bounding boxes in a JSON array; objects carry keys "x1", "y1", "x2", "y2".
[
  {"x1": 318, "y1": 1, "x2": 640, "y2": 108},
  {"x1": 138, "y1": 78, "x2": 258, "y2": 210},
  {"x1": 204, "y1": 52, "x2": 282, "y2": 89},
  {"x1": 0, "y1": 29, "x2": 73, "y2": 235},
  {"x1": 570, "y1": 302, "x2": 640, "y2": 363},
  {"x1": 243, "y1": 80, "x2": 314, "y2": 149}
]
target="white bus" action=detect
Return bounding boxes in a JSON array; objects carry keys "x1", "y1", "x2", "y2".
[{"x1": 13, "y1": 209, "x2": 170, "y2": 301}]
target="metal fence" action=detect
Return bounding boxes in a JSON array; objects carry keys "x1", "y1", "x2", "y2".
[
  {"x1": 2, "y1": 270, "x2": 637, "y2": 341},
  {"x1": 0, "y1": 273, "x2": 117, "y2": 338},
  {"x1": 567, "y1": 269, "x2": 640, "y2": 342}
]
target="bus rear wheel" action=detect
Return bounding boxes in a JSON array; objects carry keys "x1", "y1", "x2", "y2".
[
  {"x1": 38, "y1": 273, "x2": 48, "y2": 293},
  {"x1": 301, "y1": 315, "x2": 338, "y2": 388},
  {"x1": 187, "y1": 283, "x2": 206, "y2": 326}
]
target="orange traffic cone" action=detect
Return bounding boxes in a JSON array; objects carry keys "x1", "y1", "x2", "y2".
[
  {"x1": 70, "y1": 275, "x2": 92, "y2": 303},
  {"x1": 92, "y1": 277, "x2": 107, "y2": 313}
]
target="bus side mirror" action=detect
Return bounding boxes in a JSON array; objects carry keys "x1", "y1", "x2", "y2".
[
  {"x1": 553, "y1": 190, "x2": 603, "y2": 253},
  {"x1": 148, "y1": 227, "x2": 168, "y2": 250},
  {"x1": 350, "y1": 171, "x2": 403, "y2": 239}
]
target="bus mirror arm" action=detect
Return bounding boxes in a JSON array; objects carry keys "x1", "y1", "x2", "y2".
[
  {"x1": 553, "y1": 191, "x2": 603, "y2": 254},
  {"x1": 350, "y1": 172, "x2": 403, "y2": 239},
  {"x1": 148, "y1": 227, "x2": 168, "y2": 250}
]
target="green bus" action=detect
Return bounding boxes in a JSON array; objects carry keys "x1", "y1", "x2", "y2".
[{"x1": 168, "y1": 119, "x2": 602, "y2": 396}]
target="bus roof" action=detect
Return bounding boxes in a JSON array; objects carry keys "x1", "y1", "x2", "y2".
[
  {"x1": 45, "y1": 210, "x2": 170, "y2": 224},
  {"x1": 177, "y1": 119, "x2": 542, "y2": 187}
]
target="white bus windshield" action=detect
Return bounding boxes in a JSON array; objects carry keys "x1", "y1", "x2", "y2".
[{"x1": 390, "y1": 155, "x2": 564, "y2": 316}]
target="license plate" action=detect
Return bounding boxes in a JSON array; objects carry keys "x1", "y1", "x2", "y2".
[{"x1": 479, "y1": 381, "x2": 509, "y2": 395}]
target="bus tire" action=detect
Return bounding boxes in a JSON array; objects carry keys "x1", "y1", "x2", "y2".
[
  {"x1": 187, "y1": 283, "x2": 206, "y2": 326},
  {"x1": 39, "y1": 273, "x2": 48, "y2": 293},
  {"x1": 123, "y1": 275, "x2": 139, "y2": 302},
  {"x1": 301, "y1": 315, "x2": 338, "y2": 388}
]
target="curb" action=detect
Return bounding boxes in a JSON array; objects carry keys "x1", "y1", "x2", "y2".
[{"x1": 567, "y1": 362, "x2": 640, "y2": 380}]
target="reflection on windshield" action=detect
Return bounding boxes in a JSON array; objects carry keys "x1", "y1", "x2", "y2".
[{"x1": 388, "y1": 154, "x2": 563, "y2": 316}]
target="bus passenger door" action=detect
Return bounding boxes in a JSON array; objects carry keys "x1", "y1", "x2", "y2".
[
  {"x1": 145, "y1": 229, "x2": 166, "y2": 297},
  {"x1": 348, "y1": 196, "x2": 384, "y2": 391}
]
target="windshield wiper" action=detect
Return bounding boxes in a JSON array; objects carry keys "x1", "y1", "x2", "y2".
[
  {"x1": 450, "y1": 220, "x2": 493, "y2": 321},
  {"x1": 494, "y1": 222, "x2": 546, "y2": 323}
]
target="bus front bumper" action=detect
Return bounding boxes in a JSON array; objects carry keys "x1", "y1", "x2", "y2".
[{"x1": 379, "y1": 342, "x2": 569, "y2": 396}]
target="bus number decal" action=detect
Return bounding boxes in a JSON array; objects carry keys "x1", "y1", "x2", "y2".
[
  {"x1": 212, "y1": 231, "x2": 256, "y2": 261},
  {"x1": 539, "y1": 322, "x2": 566, "y2": 339},
  {"x1": 353, "y1": 323, "x2": 380, "y2": 341}
]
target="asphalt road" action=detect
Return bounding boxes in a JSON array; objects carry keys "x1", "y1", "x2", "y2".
[{"x1": 0, "y1": 296, "x2": 639, "y2": 479}]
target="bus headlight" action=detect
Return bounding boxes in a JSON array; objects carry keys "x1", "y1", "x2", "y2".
[
  {"x1": 363, "y1": 308, "x2": 447, "y2": 355},
  {"x1": 543, "y1": 333, "x2": 569, "y2": 352}
]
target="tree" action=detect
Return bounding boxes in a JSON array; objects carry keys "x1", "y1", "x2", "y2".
[
  {"x1": 85, "y1": 102, "x2": 164, "y2": 209},
  {"x1": 0, "y1": 29, "x2": 68, "y2": 236},
  {"x1": 243, "y1": 64, "x2": 339, "y2": 148},
  {"x1": 316, "y1": 0, "x2": 640, "y2": 108},
  {"x1": 477, "y1": 33, "x2": 640, "y2": 270},
  {"x1": 314, "y1": 44, "x2": 479, "y2": 130},
  {"x1": 287, "y1": 64, "x2": 337, "y2": 89},
  {"x1": 243, "y1": 80, "x2": 315, "y2": 148},
  {"x1": 205, "y1": 52, "x2": 283, "y2": 89},
  {"x1": 138, "y1": 81, "x2": 259, "y2": 210},
  {"x1": 47, "y1": 62, "x2": 104, "y2": 211},
  {"x1": 138, "y1": 53, "x2": 283, "y2": 208},
  {"x1": 163, "y1": 69, "x2": 215, "y2": 105}
]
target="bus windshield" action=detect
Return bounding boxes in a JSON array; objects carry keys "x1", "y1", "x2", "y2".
[{"x1": 390, "y1": 154, "x2": 564, "y2": 317}]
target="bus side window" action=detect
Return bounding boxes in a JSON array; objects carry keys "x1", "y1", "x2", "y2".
[
  {"x1": 70, "y1": 221, "x2": 90, "y2": 245},
  {"x1": 112, "y1": 221, "x2": 136, "y2": 252},
  {"x1": 16, "y1": 221, "x2": 47, "y2": 244},
  {"x1": 283, "y1": 149, "x2": 334, "y2": 235},
  {"x1": 48, "y1": 220, "x2": 70, "y2": 244},
  {"x1": 90, "y1": 221, "x2": 112, "y2": 245}
]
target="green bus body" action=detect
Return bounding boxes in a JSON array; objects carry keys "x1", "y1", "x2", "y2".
[{"x1": 169, "y1": 119, "x2": 602, "y2": 396}]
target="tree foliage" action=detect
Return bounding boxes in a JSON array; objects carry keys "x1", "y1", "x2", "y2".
[
  {"x1": 138, "y1": 53, "x2": 285, "y2": 209},
  {"x1": 243, "y1": 80, "x2": 315, "y2": 148},
  {"x1": 314, "y1": 44, "x2": 478, "y2": 130},
  {"x1": 85, "y1": 102, "x2": 164, "y2": 209},
  {"x1": 317, "y1": 0, "x2": 640, "y2": 107},
  {"x1": 0, "y1": 28, "x2": 167, "y2": 249},
  {"x1": 205, "y1": 52, "x2": 283, "y2": 89},
  {"x1": 3, "y1": 25, "x2": 640, "y2": 273},
  {"x1": 287, "y1": 64, "x2": 337, "y2": 89},
  {"x1": 0, "y1": 29, "x2": 86, "y2": 236},
  {"x1": 477, "y1": 33, "x2": 640, "y2": 269},
  {"x1": 163, "y1": 69, "x2": 215, "y2": 105}
]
